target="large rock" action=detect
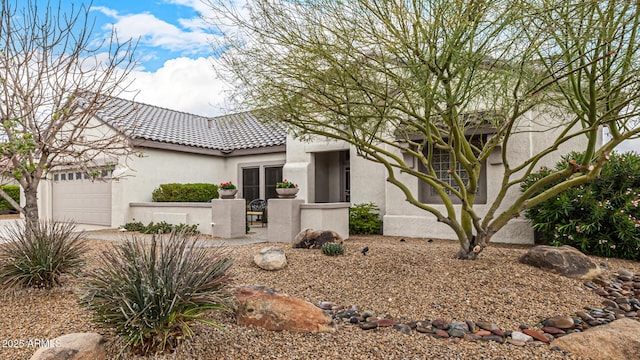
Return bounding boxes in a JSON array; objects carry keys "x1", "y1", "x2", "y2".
[
  {"x1": 292, "y1": 228, "x2": 343, "y2": 249},
  {"x1": 519, "y1": 245, "x2": 602, "y2": 279},
  {"x1": 253, "y1": 246, "x2": 287, "y2": 270},
  {"x1": 551, "y1": 318, "x2": 640, "y2": 360},
  {"x1": 234, "y1": 285, "x2": 335, "y2": 332},
  {"x1": 30, "y1": 333, "x2": 105, "y2": 360}
]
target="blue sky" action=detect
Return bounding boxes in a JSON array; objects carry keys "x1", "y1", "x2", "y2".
[
  {"x1": 59, "y1": 0, "x2": 233, "y2": 116},
  {"x1": 90, "y1": 0, "x2": 214, "y2": 72}
]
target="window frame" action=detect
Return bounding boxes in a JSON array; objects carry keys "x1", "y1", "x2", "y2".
[
  {"x1": 238, "y1": 161, "x2": 285, "y2": 202},
  {"x1": 418, "y1": 138, "x2": 488, "y2": 205}
]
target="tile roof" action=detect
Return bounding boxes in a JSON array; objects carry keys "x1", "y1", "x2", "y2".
[{"x1": 93, "y1": 97, "x2": 286, "y2": 153}]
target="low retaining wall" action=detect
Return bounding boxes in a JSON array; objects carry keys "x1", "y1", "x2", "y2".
[
  {"x1": 300, "y1": 202, "x2": 350, "y2": 240},
  {"x1": 128, "y1": 201, "x2": 352, "y2": 240},
  {"x1": 129, "y1": 202, "x2": 213, "y2": 235}
]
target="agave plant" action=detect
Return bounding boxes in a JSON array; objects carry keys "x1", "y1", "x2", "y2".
[
  {"x1": 79, "y1": 231, "x2": 235, "y2": 355},
  {"x1": 0, "y1": 220, "x2": 87, "y2": 288}
]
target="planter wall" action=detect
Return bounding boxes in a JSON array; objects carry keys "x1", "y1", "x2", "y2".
[{"x1": 129, "y1": 202, "x2": 212, "y2": 234}]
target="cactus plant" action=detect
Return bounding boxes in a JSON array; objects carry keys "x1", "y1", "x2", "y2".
[{"x1": 321, "y1": 242, "x2": 345, "y2": 256}]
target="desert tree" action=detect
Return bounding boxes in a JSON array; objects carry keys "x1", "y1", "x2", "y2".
[
  {"x1": 0, "y1": 0, "x2": 138, "y2": 230},
  {"x1": 206, "y1": 0, "x2": 640, "y2": 259}
]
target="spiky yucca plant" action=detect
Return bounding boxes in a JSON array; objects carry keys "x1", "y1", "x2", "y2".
[
  {"x1": 321, "y1": 242, "x2": 345, "y2": 256},
  {"x1": 0, "y1": 220, "x2": 87, "y2": 288},
  {"x1": 80, "y1": 231, "x2": 234, "y2": 356}
]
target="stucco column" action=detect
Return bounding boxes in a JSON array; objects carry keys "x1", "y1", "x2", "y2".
[
  {"x1": 267, "y1": 198, "x2": 304, "y2": 243},
  {"x1": 211, "y1": 199, "x2": 245, "y2": 238}
]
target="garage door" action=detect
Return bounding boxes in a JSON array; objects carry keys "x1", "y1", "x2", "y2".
[{"x1": 52, "y1": 170, "x2": 112, "y2": 226}]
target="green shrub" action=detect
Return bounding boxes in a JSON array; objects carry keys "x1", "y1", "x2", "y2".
[
  {"x1": 152, "y1": 183, "x2": 219, "y2": 202},
  {"x1": 121, "y1": 221, "x2": 145, "y2": 232},
  {"x1": 522, "y1": 151, "x2": 640, "y2": 260},
  {"x1": 0, "y1": 185, "x2": 19, "y2": 213},
  {"x1": 80, "y1": 231, "x2": 234, "y2": 356},
  {"x1": 143, "y1": 221, "x2": 198, "y2": 234},
  {"x1": 349, "y1": 202, "x2": 383, "y2": 235},
  {"x1": 121, "y1": 221, "x2": 199, "y2": 234},
  {"x1": 0, "y1": 221, "x2": 87, "y2": 288},
  {"x1": 321, "y1": 242, "x2": 345, "y2": 256}
]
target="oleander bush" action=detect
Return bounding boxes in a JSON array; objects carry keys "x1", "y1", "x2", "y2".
[
  {"x1": 0, "y1": 220, "x2": 87, "y2": 288},
  {"x1": 152, "y1": 183, "x2": 219, "y2": 202},
  {"x1": 0, "y1": 185, "x2": 19, "y2": 214},
  {"x1": 522, "y1": 151, "x2": 640, "y2": 260},
  {"x1": 349, "y1": 202, "x2": 383, "y2": 235},
  {"x1": 80, "y1": 231, "x2": 235, "y2": 356},
  {"x1": 121, "y1": 220, "x2": 199, "y2": 234}
]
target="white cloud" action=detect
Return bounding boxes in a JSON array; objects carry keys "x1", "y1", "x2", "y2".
[
  {"x1": 165, "y1": 0, "x2": 218, "y2": 15},
  {"x1": 89, "y1": 3, "x2": 242, "y2": 116},
  {"x1": 91, "y1": 6, "x2": 118, "y2": 18},
  {"x1": 91, "y1": 5, "x2": 218, "y2": 56},
  {"x1": 123, "y1": 57, "x2": 234, "y2": 116},
  {"x1": 112, "y1": 13, "x2": 211, "y2": 54}
]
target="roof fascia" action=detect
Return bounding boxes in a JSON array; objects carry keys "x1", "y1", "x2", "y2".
[{"x1": 131, "y1": 139, "x2": 285, "y2": 157}]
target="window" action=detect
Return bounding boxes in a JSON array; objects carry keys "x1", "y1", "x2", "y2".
[
  {"x1": 60, "y1": 173, "x2": 66, "y2": 181},
  {"x1": 67, "y1": 173, "x2": 74, "y2": 181},
  {"x1": 53, "y1": 174, "x2": 59, "y2": 181},
  {"x1": 240, "y1": 163, "x2": 285, "y2": 202},
  {"x1": 242, "y1": 168, "x2": 260, "y2": 202},
  {"x1": 265, "y1": 166, "x2": 283, "y2": 200},
  {"x1": 419, "y1": 147, "x2": 487, "y2": 204},
  {"x1": 76, "y1": 172, "x2": 82, "y2": 180}
]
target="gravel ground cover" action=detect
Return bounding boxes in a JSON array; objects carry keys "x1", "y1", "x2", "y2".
[{"x1": 1, "y1": 234, "x2": 639, "y2": 360}]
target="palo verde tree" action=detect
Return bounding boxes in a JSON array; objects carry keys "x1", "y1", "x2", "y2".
[
  {"x1": 207, "y1": 0, "x2": 640, "y2": 259},
  {"x1": 0, "y1": 0, "x2": 138, "y2": 231}
]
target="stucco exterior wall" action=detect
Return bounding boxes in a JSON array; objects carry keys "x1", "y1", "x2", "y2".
[
  {"x1": 283, "y1": 137, "x2": 350, "y2": 203},
  {"x1": 114, "y1": 148, "x2": 286, "y2": 228},
  {"x1": 39, "y1": 131, "x2": 286, "y2": 230},
  {"x1": 111, "y1": 148, "x2": 224, "y2": 227},
  {"x1": 347, "y1": 109, "x2": 600, "y2": 244}
]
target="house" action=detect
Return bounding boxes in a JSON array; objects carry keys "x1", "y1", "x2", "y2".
[
  {"x1": 38, "y1": 97, "x2": 287, "y2": 229},
  {"x1": 37, "y1": 97, "x2": 596, "y2": 244}
]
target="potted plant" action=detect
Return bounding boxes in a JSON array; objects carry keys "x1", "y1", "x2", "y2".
[
  {"x1": 275, "y1": 179, "x2": 299, "y2": 198},
  {"x1": 218, "y1": 181, "x2": 238, "y2": 199}
]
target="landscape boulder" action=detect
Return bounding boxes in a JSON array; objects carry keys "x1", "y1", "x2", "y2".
[
  {"x1": 292, "y1": 228, "x2": 343, "y2": 249},
  {"x1": 30, "y1": 333, "x2": 105, "y2": 360},
  {"x1": 234, "y1": 285, "x2": 335, "y2": 333},
  {"x1": 551, "y1": 318, "x2": 640, "y2": 360},
  {"x1": 253, "y1": 246, "x2": 287, "y2": 270},
  {"x1": 519, "y1": 245, "x2": 603, "y2": 279}
]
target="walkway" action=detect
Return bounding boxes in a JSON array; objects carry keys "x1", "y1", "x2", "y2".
[
  {"x1": 80, "y1": 224, "x2": 269, "y2": 247},
  {"x1": 0, "y1": 218, "x2": 269, "y2": 247}
]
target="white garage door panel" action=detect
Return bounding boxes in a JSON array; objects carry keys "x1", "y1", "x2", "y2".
[{"x1": 52, "y1": 180, "x2": 112, "y2": 226}]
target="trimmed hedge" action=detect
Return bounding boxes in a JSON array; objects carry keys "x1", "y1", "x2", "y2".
[
  {"x1": 0, "y1": 185, "x2": 19, "y2": 213},
  {"x1": 151, "y1": 183, "x2": 219, "y2": 202}
]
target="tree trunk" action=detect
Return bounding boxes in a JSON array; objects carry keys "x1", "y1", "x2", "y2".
[
  {"x1": 456, "y1": 233, "x2": 490, "y2": 260},
  {"x1": 23, "y1": 184, "x2": 40, "y2": 232}
]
